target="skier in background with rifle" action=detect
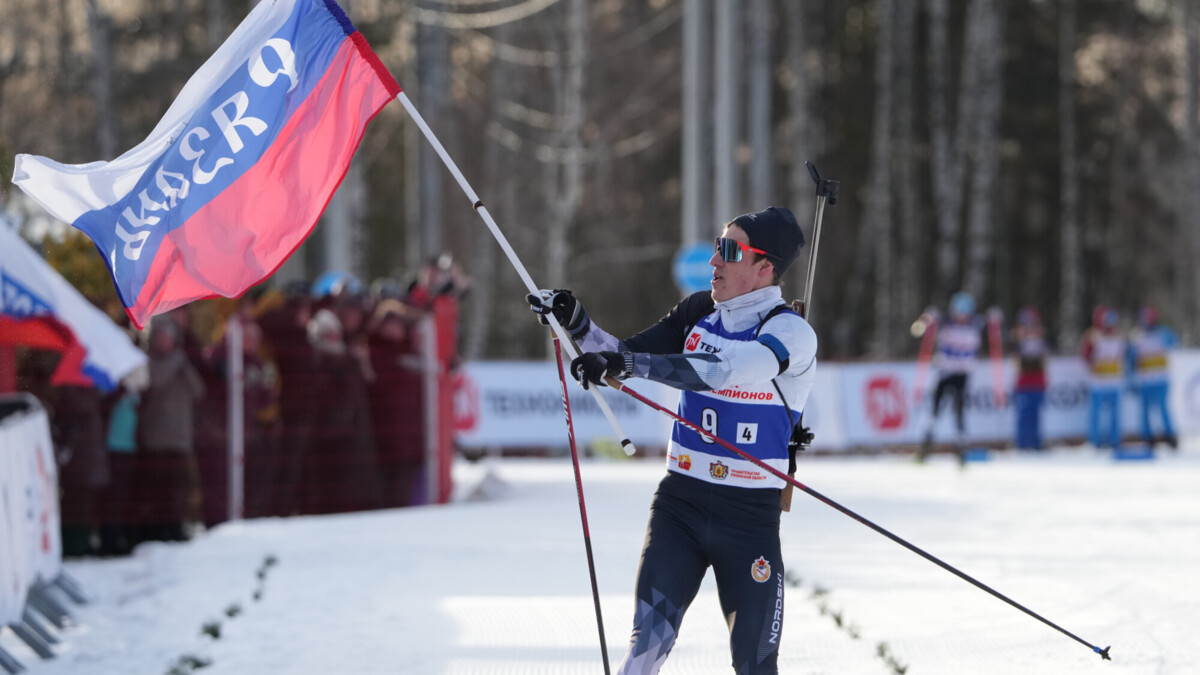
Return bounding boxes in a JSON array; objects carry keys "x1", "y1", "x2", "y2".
[{"x1": 912, "y1": 291, "x2": 984, "y2": 463}]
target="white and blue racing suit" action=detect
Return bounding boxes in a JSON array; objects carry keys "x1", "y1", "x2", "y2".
[{"x1": 578, "y1": 285, "x2": 817, "y2": 674}]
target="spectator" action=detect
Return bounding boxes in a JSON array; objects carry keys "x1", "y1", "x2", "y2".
[
  {"x1": 56, "y1": 383, "x2": 109, "y2": 556},
  {"x1": 367, "y1": 299, "x2": 425, "y2": 507},
  {"x1": 134, "y1": 317, "x2": 205, "y2": 542},
  {"x1": 196, "y1": 316, "x2": 281, "y2": 524},
  {"x1": 304, "y1": 308, "x2": 380, "y2": 514},
  {"x1": 259, "y1": 287, "x2": 318, "y2": 516},
  {"x1": 405, "y1": 253, "x2": 471, "y2": 312},
  {"x1": 192, "y1": 324, "x2": 230, "y2": 529},
  {"x1": 97, "y1": 371, "x2": 144, "y2": 556},
  {"x1": 406, "y1": 254, "x2": 470, "y2": 503},
  {"x1": 1079, "y1": 305, "x2": 1126, "y2": 450},
  {"x1": 238, "y1": 320, "x2": 283, "y2": 517},
  {"x1": 1011, "y1": 307, "x2": 1049, "y2": 450},
  {"x1": 1128, "y1": 305, "x2": 1177, "y2": 449}
]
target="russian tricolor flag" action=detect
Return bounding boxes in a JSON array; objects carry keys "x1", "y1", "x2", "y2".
[
  {"x1": 11, "y1": 0, "x2": 401, "y2": 329},
  {"x1": 0, "y1": 225, "x2": 147, "y2": 391}
]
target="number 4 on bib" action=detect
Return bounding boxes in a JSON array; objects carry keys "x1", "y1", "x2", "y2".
[{"x1": 737, "y1": 423, "x2": 759, "y2": 443}]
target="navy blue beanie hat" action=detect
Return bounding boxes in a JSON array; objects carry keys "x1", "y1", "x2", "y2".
[{"x1": 730, "y1": 206, "x2": 805, "y2": 275}]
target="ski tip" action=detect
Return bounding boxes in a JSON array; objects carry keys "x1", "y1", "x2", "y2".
[
  {"x1": 1094, "y1": 645, "x2": 1111, "y2": 661},
  {"x1": 621, "y1": 438, "x2": 636, "y2": 455}
]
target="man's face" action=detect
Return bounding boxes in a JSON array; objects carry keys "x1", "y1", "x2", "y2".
[{"x1": 710, "y1": 224, "x2": 773, "y2": 303}]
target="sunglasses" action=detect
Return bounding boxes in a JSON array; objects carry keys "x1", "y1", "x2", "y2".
[{"x1": 714, "y1": 237, "x2": 769, "y2": 263}]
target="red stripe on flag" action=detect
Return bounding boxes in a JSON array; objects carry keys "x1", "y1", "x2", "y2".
[
  {"x1": 350, "y1": 31, "x2": 401, "y2": 97},
  {"x1": 128, "y1": 38, "x2": 396, "y2": 329},
  {"x1": 0, "y1": 315, "x2": 92, "y2": 387}
]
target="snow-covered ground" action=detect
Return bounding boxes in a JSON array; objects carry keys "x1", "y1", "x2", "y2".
[{"x1": 4, "y1": 443, "x2": 1198, "y2": 674}]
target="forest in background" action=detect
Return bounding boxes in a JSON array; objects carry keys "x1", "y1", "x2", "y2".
[{"x1": 1, "y1": 0, "x2": 1198, "y2": 361}]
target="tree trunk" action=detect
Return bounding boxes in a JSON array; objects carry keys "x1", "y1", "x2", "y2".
[
  {"x1": 85, "y1": 0, "x2": 116, "y2": 159},
  {"x1": 714, "y1": 0, "x2": 739, "y2": 219},
  {"x1": 962, "y1": 0, "x2": 1006, "y2": 300},
  {"x1": 747, "y1": 0, "x2": 772, "y2": 209},
  {"x1": 543, "y1": 0, "x2": 587, "y2": 289},
  {"x1": 417, "y1": 9, "x2": 449, "y2": 261},
  {"x1": 463, "y1": 22, "x2": 512, "y2": 361},
  {"x1": 206, "y1": 0, "x2": 226, "y2": 52},
  {"x1": 927, "y1": 0, "x2": 958, "y2": 297},
  {"x1": 323, "y1": 158, "x2": 366, "y2": 276},
  {"x1": 867, "y1": 0, "x2": 896, "y2": 357},
  {"x1": 681, "y1": 0, "x2": 711, "y2": 245},
  {"x1": 785, "y1": 0, "x2": 826, "y2": 304},
  {"x1": 1186, "y1": 0, "x2": 1200, "y2": 340},
  {"x1": 894, "y1": 0, "x2": 921, "y2": 330},
  {"x1": 1058, "y1": 0, "x2": 1083, "y2": 350},
  {"x1": 1107, "y1": 19, "x2": 1136, "y2": 311}
]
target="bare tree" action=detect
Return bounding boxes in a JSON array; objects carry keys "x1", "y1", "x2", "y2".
[
  {"x1": 714, "y1": 0, "x2": 739, "y2": 219},
  {"x1": 962, "y1": 0, "x2": 1006, "y2": 300},
  {"x1": 784, "y1": 0, "x2": 827, "y2": 314},
  {"x1": 463, "y1": 22, "x2": 514, "y2": 361},
  {"x1": 681, "y1": 0, "x2": 710, "y2": 245},
  {"x1": 747, "y1": 0, "x2": 772, "y2": 209},
  {"x1": 206, "y1": 0, "x2": 227, "y2": 52},
  {"x1": 927, "y1": 0, "x2": 959, "y2": 297},
  {"x1": 85, "y1": 0, "x2": 116, "y2": 159},
  {"x1": 894, "y1": 0, "x2": 921, "y2": 327},
  {"x1": 866, "y1": 0, "x2": 896, "y2": 356},
  {"x1": 1187, "y1": 0, "x2": 1200, "y2": 340},
  {"x1": 543, "y1": 0, "x2": 587, "y2": 289},
  {"x1": 416, "y1": 6, "x2": 450, "y2": 261},
  {"x1": 1058, "y1": 0, "x2": 1083, "y2": 350}
]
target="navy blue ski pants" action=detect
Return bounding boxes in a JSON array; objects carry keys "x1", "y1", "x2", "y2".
[{"x1": 617, "y1": 472, "x2": 784, "y2": 675}]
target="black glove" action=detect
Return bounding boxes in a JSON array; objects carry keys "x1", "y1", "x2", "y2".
[
  {"x1": 570, "y1": 351, "x2": 628, "y2": 390},
  {"x1": 527, "y1": 289, "x2": 590, "y2": 339}
]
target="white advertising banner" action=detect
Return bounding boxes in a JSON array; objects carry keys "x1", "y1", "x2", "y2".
[
  {"x1": 793, "y1": 365, "x2": 845, "y2": 451},
  {"x1": 457, "y1": 351, "x2": 1197, "y2": 452},
  {"x1": 839, "y1": 355, "x2": 1158, "y2": 448},
  {"x1": 0, "y1": 399, "x2": 61, "y2": 625},
  {"x1": 456, "y1": 360, "x2": 847, "y2": 451},
  {"x1": 1169, "y1": 349, "x2": 1200, "y2": 438},
  {"x1": 456, "y1": 361, "x2": 677, "y2": 450}
]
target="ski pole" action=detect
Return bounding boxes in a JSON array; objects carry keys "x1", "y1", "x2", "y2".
[
  {"x1": 553, "y1": 336, "x2": 611, "y2": 674},
  {"x1": 395, "y1": 91, "x2": 637, "y2": 455},
  {"x1": 604, "y1": 377, "x2": 1112, "y2": 662}
]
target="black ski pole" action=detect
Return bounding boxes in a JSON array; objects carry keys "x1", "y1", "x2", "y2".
[
  {"x1": 606, "y1": 381, "x2": 1112, "y2": 662},
  {"x1": 553, "y1": 336, "x2": 612, "y2": 674}
]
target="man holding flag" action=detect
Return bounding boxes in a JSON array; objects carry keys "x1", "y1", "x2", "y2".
[{"x1": 532, "y1": 207, "x2": 817, "y2": 674}]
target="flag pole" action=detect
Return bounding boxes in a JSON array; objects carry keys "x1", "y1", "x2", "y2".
[{"x1": 394, "y1": 91, "x2": 637, "y2": 455}]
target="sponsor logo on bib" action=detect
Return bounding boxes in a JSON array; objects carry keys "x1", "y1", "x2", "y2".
[{"x1": 709, "y1": 461, "x2": 728, "y2": 480}]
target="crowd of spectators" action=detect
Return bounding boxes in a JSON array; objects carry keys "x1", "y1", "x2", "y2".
[{"x1": 17, "y1": 255, "x2": 469, "y2": 557}]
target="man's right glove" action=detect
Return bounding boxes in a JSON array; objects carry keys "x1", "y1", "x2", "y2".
[
  {"x1": 527, "y1": 289, "x2": 590, "y2": 339},
  {"x1": 570, "y1": 351, "x2": 628, "y2": 390}
]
